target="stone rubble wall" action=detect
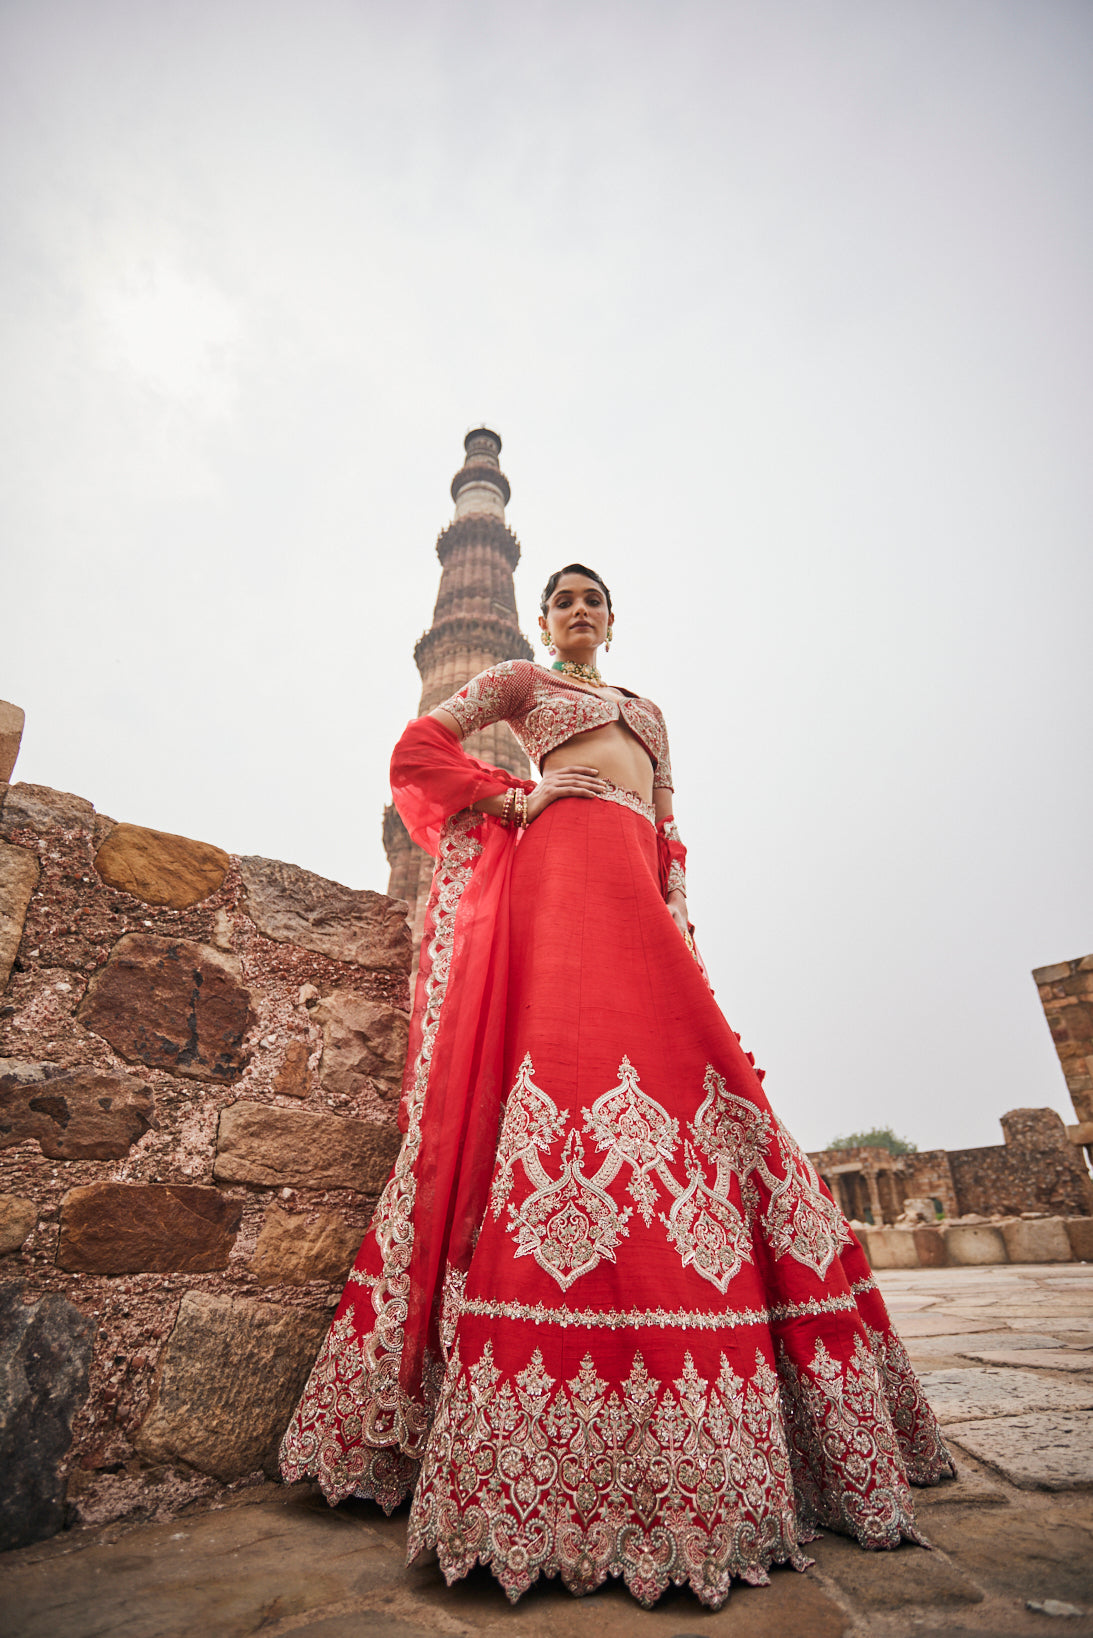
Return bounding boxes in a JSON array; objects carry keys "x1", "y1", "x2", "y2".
[{"x1": 0, "y1": 767, "x2": 412, "y2": 1550}]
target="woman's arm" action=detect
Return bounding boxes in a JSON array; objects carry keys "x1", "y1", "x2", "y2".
[
  {"x1": 431, "y1": 705, "x2": 605, "y2": 823},
  {"x1": 654, "y1": 786, "x2": 688, "y2": 936}
]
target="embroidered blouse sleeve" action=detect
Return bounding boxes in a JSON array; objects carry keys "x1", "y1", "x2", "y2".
[
  {"x1": 651, "y1": 702, "x2": 674, "y2": 791},
  {"x1": 437, "y1": 661, "x2": 532, "y2": 737}
]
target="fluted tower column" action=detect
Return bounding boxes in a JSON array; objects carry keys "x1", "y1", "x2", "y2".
[{"x1": 384, "y1": 428, "x2": 532, "y2": 954}]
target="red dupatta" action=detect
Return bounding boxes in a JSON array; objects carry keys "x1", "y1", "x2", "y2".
[{"x1": 383, "y1": 717, "x2": 534, "y2": 1408}]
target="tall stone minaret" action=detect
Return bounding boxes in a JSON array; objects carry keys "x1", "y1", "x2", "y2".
[{"x1": 384, "y1": 428, "x2": 533, "y2": 952}]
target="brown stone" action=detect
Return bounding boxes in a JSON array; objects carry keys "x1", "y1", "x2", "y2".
[
  {"x1": 250, "y1": 1205, "x2": 361, "y2": 1284},
  {"x1": 78, "y1": 933, "x2": 253, "y2": 1082},
  {"x1": 94, "y1": 822, "x2": 230, "y2": 910},
  {"x1": 315, "y1": 990, "x2": 409, "y2": 1098},
  {"x1": 0, "y1": 841, "x2": 39, "y2": 991},
  {"x1": 1065, "y1": 1216, "x2": 1093, "y2": 1261},
  {"x1": 810, "y1": 1529, "x2": 983, "y2": 1609},
  {"x1": 272, "y1": 1038, "x2": 310, "y2": 1098},
  {"x1": 214, "y1": 1102, "x2": 401, "y2": 1193},
  {"x1": 913, "y1": 1225, "x2": 948, "y2": 1267},
  {"x1": 0, "y1": 782, "x2": 95, "y2": 836},
  {"x1": 0, "y1": 1060, "x2": 152, "y2": 1159},
  {"x1": 0, "y1": 702, "x2": 24, "y2": 784},
  {"x1": 0, "y1": 1193, "x2": 37, "y2": 1252},
  {"x1": 239, "y1": 855, "x2": 411, "y2": 972},
  {"x1": 57, "y1": 1182, "x2": 242, "y2": 1273},
  {"x1": 134, "y1": 1291, "x2": 328, "y2": 1481}
]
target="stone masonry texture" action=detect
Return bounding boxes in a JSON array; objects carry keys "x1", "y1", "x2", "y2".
[
  {"x1": 0, "y1": 771, "x2": 411, "y2": 1543},
  {"x1": 1035, "y1": 953, "x2": 1093, "y2": 1125}
]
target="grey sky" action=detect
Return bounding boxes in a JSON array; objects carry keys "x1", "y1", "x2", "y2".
[{"x1": 3, "y1": 0, "x2": 1091, "y2": 1152}]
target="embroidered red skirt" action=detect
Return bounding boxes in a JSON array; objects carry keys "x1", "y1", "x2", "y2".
[{"x1": 281, "y1": 790, "x2": 952, "y2": 1609}]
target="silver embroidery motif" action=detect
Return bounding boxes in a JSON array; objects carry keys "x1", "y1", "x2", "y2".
[
  {"x1": 495, "y1": 1053, "x2": 842, "y2": 1290},
  {"x1": 455, "y1": 1292, "x2": 858, "y2": 1330}
]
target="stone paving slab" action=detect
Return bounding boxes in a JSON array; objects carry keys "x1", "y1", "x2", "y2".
[
  {"x1": 959, "y1": 1347, "x2": 1093, "y2": 1371},
  {"x1": 917, "y1": 1366, "x2": 1093, "y2": 1424},
  {"x1": 947, "y1": 1410, "x2": 1093, "y2": 1491}
]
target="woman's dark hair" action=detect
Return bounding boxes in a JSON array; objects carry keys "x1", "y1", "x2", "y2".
[{"x1": 539, "y1": 563, "x2": 613, "y2": 616}]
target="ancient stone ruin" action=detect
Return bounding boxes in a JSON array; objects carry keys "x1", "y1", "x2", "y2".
[{"x1": 0, "y1": 709, "x2": 411, "y2": 1551}]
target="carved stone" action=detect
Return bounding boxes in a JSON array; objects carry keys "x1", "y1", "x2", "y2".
[
  {"x1": 0, "y1": 1193, "x2": 37, "y2": 1253},
  {"x1": 214, "y1": 1102, "x2": 400, "y2": 1193},
  {"x1": 315, "y1": 991, "x2": 409, "y2": 1098},
  {"x1": 94, "y1": 822, "x2": 230, "y2": 910},
  {"x1": 78, "y1": 934, "x2": 253, "y2": 1082},
  {"x1": 56, "y1": 1182, "x2": 243, "y2": 1273},
  {"x1": 0, "y1": 701, "x2": 24, "y2": 784},
  {"x1": 239, "y1": 855, "x2": 411, "y2": 972},
  {"x1": 0, "y1": 841, "x2": 39, "y2": 990},
  {"x1": 249, "y1": 1205, "x2": 361, "y2": 1285},
  {"x1": 134, "y1": 1292, "x2": 328, "y2": 1481},
  {"x1": 0, "y1": 1061, "x2": 152, "y2": 1159},
  {"x1": 0, "y1": 783, "x2": 95, "y2": 836}
]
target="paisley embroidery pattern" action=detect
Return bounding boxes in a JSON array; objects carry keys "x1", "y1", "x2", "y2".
[
  {"x1": 494, "y1": 1054, "x2": 846, "y2": 1290},
  {"x1": 408, "y1": 1338, "x2": 809, "y2": 1609}
]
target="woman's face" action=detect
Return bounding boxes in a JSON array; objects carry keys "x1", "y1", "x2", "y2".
[{"x1": 540, "y1": 573, "x2": 611, "y2": 657}]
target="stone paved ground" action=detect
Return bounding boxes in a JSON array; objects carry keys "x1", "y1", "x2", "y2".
[{"x1": 3, "y1": 1263, "x2": 1092, "y2": 1638}]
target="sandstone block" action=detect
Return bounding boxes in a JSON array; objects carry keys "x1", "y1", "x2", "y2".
[
  {"x1": 942, "y1": 1224, "x2": 1008, "y2": 1265},
  {"x1": 214, "y1": 1102, "x2": 400, "y2": 1193},
  {"x1": 78, "y1": 933, "x2": 253, "y2": 1081},
  {"x1": 0, "y1": 1286, "x2": 95, "y2": 1549},
  {"x1": 1000, "y1": 1216, "x2": 1073, "y2": 1264},
  {"x1": 0, "y1": 702, "x2": 24, "y2": 784},
  {"x1": 94, "y1": 822, "x2": 230, "y2": 910},
  {"x1": 250, "y1": 1204, "x2": 361, "y2": 1285},
  {"x1": 0, "y1": 1193, "x2": 37, "y2": 1252},
  {"x1": 0, "y1": 841, "x2": 39, "y2": 990},
  {"x1": 918, "y1": 1365, "x2": 1093, "y2": 1424},
  {"x1": 1065, "y1": 1217, "x2": 1093, "y2": 1260},
  {"x1": 862, "y1": 1227, "x2": 920, "y2": 1269},
  {"x1": 57, "y1": 1182, "x2": 242, "y2": 1273},
  {"x1": 1033, "y1": 961, "x2": 1073, "y2": 985},
  {"x1": 239, "y1": 855, "x2": 411, "y2": 972},
  {"x1": 946, "y1": 1409, "x2": 1093, "y2": 1490},
  {"x1": 0, "y1": 782, "x2": 95, "y2": 836},
  {"x1": 912, "y1": 1225, "x2": 948, "y2": 1267},
  {"x1": 272, "y1": 1039, "x2": 311, "y2": 1098},
  {"x1": 134, "y1": 1291, "x2": 328, "y2": 1481},
  {"x1": 0, "y1": 1060, "x2": 152, "y2": 1159},
  {"x1": 315, "y1": 991, "x2": 409, "y2": 1098}
]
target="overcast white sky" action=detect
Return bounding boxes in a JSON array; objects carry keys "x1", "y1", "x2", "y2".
[{"x1": 3, "y1": 0, "x2": 1091, "y2": 1153}]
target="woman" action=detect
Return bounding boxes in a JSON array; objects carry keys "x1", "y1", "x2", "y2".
[{"x1": 281, "y1": 565, "x2": 953, "y2": 1610}]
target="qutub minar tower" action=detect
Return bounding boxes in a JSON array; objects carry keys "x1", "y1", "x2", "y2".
[{"x1": 383, "y1": 428, "x2": 532, "y2": 951}]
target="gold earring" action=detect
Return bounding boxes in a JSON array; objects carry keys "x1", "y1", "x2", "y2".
[
  {"x1": 540, "y1": 628, "x2": 552, "y2": 648},
  {"x1": 605, "y1": 625, "x2": 613, "y2": 651}
]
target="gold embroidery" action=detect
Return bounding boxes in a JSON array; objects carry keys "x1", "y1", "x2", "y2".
[
  {"x1": 594, "y1": 782, "x2": 656, "y2": 824},
  {"x1": 408, "y1": 1338, "x2": 807, "y2": 1608},
  {"x1": 454, "y1": 1292, "x2": 857, "y2": 1330},
  {"x1": 776, "y1": 1333, "x2": 938, "y2": 1547},
  {"x1": 439, "y1": 660, "x2": 674, "y2": 791},
  {"x1": 279, "y1": 811, "x2": 484, "y2": 1507}
]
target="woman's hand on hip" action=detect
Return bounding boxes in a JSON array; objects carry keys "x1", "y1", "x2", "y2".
[
  {"x1": 525, "y1": 766, "x2": 605, "y2": 823},
  {"x1": 666, "y1": 889, "x2": 689, "y2": 936}
]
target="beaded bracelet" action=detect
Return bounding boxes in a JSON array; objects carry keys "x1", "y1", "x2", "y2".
[{"x1": 500, "y1": 789, "x2": 516, "y2": 826}]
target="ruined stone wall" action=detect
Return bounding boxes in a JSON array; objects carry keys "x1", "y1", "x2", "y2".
[
  {"x1": 945, "y1": 1107, "x2": 1093, "y2": 1219},
  {"x1": 1034, "y1": 954, "x2": 1093, "y2": 1127},
  {"x1": 810, "y1": 1108, "x2": 1092, "y2": 1229},
  {"x1": 0, "y1": 773, "x2": 411, "y2": 1550}
]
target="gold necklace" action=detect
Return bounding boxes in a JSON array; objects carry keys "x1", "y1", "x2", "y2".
[{"x1": 552, "y1": 658, "x2": 603, "y2": 685}]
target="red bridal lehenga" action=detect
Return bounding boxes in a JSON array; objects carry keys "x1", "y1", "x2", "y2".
[{"x1": 281, "y1": 710, "x2": 953, "y2": 1611}]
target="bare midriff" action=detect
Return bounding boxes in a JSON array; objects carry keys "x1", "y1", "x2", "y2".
[{"x1": 542, "y1": 719, "x2": 655, "y2": 805}]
